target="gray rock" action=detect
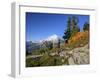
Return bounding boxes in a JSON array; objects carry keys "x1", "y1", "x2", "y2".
[
  {"x1": 68, "y1": 57, "x2": 76, "y2": 65},
  {"x1": 63, "y1": 44, "x2": 89, "y2": 65}
]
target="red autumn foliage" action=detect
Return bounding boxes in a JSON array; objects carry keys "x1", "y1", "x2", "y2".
[{"x1": 68, "y1": 31, "x2": 89, "y2": 48}]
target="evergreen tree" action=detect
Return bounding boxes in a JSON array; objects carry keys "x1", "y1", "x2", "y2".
[
  {"x1": 71, "y1": 16, "x2": 80, "y2": 37},
  {"x1": 63, "y1": 16, "x2": 80, "y2": 43},
  {"x1": 63, "y1": 17, "x2": 71, "y2": 42},
  {"x1": 83, "y1": 22, "x2": 89, "y2": 31},
  {"x1": 57, "y1": 39, "x2": 60, "y2": 48},
  {"x1": 49, "y1": 42, "x2": 53, "y2": 50}
]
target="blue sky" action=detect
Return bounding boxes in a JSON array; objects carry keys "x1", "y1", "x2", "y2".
[{"x1": 26, "y1": 12, "x2": 89, "y2": 41}]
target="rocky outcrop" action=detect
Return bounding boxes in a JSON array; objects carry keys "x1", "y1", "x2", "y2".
[
  {"x1": 59, "y1": 44, "x2": 89, "y2": 65},
  {"x1": 27, "y1": 44, "x2": 90, "y2": 66}
]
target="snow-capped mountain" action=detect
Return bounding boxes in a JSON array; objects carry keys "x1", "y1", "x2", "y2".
[
  {"x1": 26, "y1": 34, "x2": 64, "y2": 54},
  {"x1": 45, "y1": 34, "x2": 60, "y2": 43}
]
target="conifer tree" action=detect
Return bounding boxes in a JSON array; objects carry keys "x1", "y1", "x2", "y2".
[
  {"x1": 83, "y1": 22, "x2": 89, "y2": 31},
  {"x1": 63, "y1": 17, "x2": 71, "y2": 43},
  {"x1": 63, "y1": 16, "x2": 80, "y2": 43}
]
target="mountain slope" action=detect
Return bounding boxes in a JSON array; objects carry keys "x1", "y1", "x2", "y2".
[{"x1": 68, "y1": 31, "x2": 89, "y2": 48}]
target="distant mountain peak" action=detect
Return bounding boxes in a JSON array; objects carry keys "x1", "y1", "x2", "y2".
[{"x1": 46, "y1": 34, "x2": 59, "y2": 42}]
